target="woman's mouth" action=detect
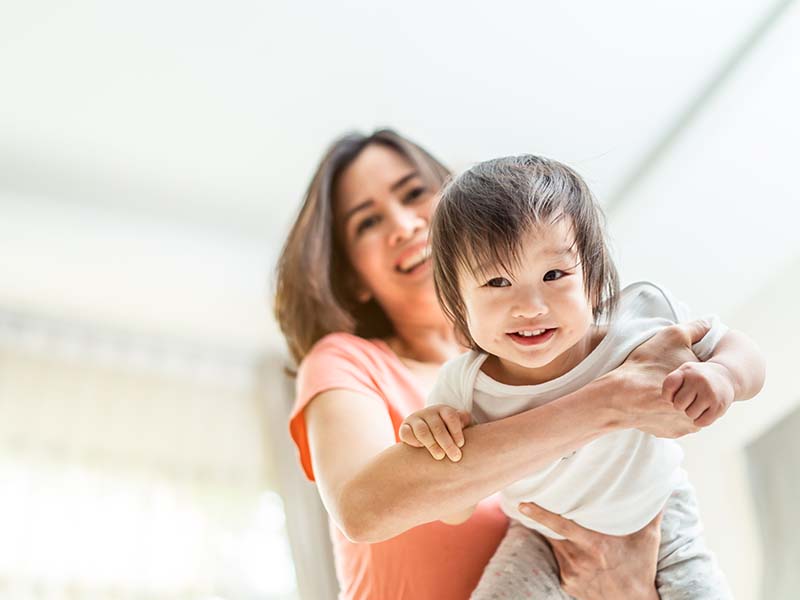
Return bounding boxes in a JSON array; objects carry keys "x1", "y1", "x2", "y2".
[
  {"x1": 507, "y1": 328, "x2": 557, "y2": 346},
  {"x1": 395, "y1": 245, "x2": 431, "y2": 274}
]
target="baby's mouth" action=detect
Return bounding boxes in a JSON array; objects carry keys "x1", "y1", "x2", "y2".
[{"x1": 507, "y1": 328, "x2": 557, "y2": 345}]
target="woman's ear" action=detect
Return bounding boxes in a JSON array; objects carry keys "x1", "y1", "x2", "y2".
[
  {"x1": 346, "y1": 270, "x2": 372, "y2": 304},
  {"x1": 354, "y1": 286, "x2": 372, "y2": 304}
]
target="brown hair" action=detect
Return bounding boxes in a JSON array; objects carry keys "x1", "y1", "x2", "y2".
[
  {"x1": 431, "y1": 154, "x2": 620, "y2": 350},
  {"x1": 274, "y1": 129, "x2": 450, "y2": 364}
]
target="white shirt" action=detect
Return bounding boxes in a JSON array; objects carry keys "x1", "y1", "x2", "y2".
[{"x1": 427, "y1": 282, "x2": 728, "y2": 538}]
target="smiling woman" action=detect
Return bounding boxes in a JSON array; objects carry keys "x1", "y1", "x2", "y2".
[
  {"x1": 275, "y1": 130, "x2": 450, "y2": 364},
  {"x1": 333, "y1": 144, "x2": 439, "y2": 306}
]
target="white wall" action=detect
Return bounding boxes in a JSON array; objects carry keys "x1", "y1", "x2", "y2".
[
  {"x1": 0, "y1": 195, "x2": 281, "y2": 354},
  {"x1": 605, "y1": 7, "x2": 800, "y2": 597}
]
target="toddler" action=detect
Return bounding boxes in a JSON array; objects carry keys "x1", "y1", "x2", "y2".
[{"x1": 399, "y1": 155, "x2": 760, "y2": 599}]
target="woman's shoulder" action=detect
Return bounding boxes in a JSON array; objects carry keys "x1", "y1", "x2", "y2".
[
  {"x1": 297, "y1": 331, "x2": 402, "y2": 400},
  {"x1": 302, "y1": 331, "x2": 389, "y2": 369}
]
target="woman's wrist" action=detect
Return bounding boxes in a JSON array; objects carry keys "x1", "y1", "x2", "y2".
[
  {"x1": 591, "y1": 369, "x2": 634, "y2": 432},
  {"x1": 631, "y1": 583, "x2": 661, "y2": 600}
]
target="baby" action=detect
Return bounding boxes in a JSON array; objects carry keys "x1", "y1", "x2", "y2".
[{"x1": 399, "y1": 155, "x2": 761, "y2": 599}]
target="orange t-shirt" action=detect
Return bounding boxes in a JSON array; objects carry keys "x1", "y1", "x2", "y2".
[{"x1": 289, "y1": 332, "x2": 509, "y2": 600}]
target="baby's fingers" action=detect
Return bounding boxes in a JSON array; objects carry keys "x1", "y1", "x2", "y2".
[
  {"x1": 398, "y1": 422, "x2": 424, "y2": 447},
  {"x1": 693, "y1": 404, "x2": 720, "y2": 427},
  {"x1": 684, "y1": 396, "x2": 709, "y2": 421},
  {"x1": 661, "y1": 368, "x2": 685, "y2": 402},
  {"x1": 672, "y1": 384, "x2": 697, "y2": 413},
  {"x1": 406, "y1": 418, "x2": 447, "y2": 460},
  {"x1": 439, "y1": 407, "x2": 467, "y2": 449},
  {"x1": 426, "y1": 413, "x2": 463, "y2": 462}
]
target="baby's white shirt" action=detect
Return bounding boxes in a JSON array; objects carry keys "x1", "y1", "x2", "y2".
[{"x1": 427, "y1": 281, "x2": 728, "y2": 539}]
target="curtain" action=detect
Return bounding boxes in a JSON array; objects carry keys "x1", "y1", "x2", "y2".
[{"x1": 0, "y1": 310, "x2": 298, "y2": 600}]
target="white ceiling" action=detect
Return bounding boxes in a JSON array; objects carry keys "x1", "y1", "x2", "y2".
[{"x1": 0, "y1": 0, "x2": 796, "y2": 351}]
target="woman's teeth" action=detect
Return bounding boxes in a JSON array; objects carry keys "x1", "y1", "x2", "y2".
[{"x1": 397, "y1": 246, "x2": 431, "y2": 273}]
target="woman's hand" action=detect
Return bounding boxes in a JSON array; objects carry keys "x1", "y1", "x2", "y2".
[
  {"x1": 519, "y1": 501, "x2": 662, "y2": 600},
  {"x1": 612, "y1": 319, "x2": 711, "y2": 438}
]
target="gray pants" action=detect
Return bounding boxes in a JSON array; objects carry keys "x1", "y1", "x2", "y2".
[{"x1": 471, "y1": 481, "x2": 732, "y2": 599}]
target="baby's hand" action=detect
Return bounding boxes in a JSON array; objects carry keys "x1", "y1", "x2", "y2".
[
  {"x1": 661, "y1": 361, "x2": 735, "y2": 428},
  {"x1": 399, "y1": 405, "x2": 471, "y2": 462}
]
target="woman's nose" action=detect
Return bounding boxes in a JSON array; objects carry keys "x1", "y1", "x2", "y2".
[{"x1": 387, "y1": 206, "x2": 425, "y2": 246}]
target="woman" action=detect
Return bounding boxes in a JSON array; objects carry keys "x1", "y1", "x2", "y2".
[{"x1": 274, "y1": 129, "x2": 723, "y2": 599}]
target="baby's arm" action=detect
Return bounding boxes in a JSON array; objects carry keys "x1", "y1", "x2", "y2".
[{"x1": 662, "y1": 329, "x2": 765, "y2": 427}]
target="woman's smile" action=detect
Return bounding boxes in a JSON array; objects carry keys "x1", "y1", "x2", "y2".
[{"x1": 394, "y1": 241, "x2": 432, "y2": 274}]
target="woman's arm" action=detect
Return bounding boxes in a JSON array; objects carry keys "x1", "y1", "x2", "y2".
[{"x1": 308, "y1": 320, "x2": 710, "y2": 543}]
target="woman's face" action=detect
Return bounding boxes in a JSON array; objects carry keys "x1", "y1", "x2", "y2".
[{"x1": 334, "y1": 144, "x2": 439, "y2": 313}]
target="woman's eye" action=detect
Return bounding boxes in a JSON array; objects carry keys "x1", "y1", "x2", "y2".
[
  {"x1": 543, "y1": 269, "x2": 566, "y2": 281},
  {"x1": 486, "y1": 277, "x2": 511, "y2": 288},
  {"x1": 403, "y1": 186, "x2": 427, "y2": 204},
  {"x1": 356, "y1": 215, "x2": 380, "y2": 235}
]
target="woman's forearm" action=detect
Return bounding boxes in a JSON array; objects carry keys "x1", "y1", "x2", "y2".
[
  {"x1": 340, "y1": 372, "x2": 623, "y2": 542},
  {"x1": 340, "y1": 322, "x2": 708, "y2": 542}
]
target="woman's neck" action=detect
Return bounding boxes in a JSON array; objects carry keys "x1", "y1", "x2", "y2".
[{"x1": 387, "y1": 319, "x2": 462, "y2": 365}]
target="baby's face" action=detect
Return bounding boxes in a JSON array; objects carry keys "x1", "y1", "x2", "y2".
[{"x1": 459, "y1": 220, "x2": 595, "y2": 382}]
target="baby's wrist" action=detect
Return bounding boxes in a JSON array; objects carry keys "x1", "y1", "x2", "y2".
[{"x1": 707, "y1": 360, "x2": 741, "y2": 400}]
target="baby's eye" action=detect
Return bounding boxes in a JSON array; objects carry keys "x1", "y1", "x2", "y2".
[
  {"x1": 486, "y1": 277, "x2": 511, "y2": 288},
  {"x1": 543, "y1": 270, "x2": 566, "y2": 281}
]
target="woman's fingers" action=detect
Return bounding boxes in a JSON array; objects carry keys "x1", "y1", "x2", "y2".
[
  {"x1": 684, "y1": 397, "x2": 708, "y2": 421},
  {"x1": 673, "y1": 319, "x2": 712, "y2": 346},
  {"x1": 518, "y1": 502, "x2": 587, "y2": 542}
]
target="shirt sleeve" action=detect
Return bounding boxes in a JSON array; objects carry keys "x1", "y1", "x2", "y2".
[
  {"x1": 647, "y1": 282, "x2": 730, "y2": 361},
  {"x1": 289, "y1": 333, "x2": 386, "y2": 481},
  {"x1": 426, "y1": 353, "x2": 473, "y2": 413}
]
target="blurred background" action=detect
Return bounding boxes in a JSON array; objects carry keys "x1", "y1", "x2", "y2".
[{"x1": 1, "y1": 1, "x2": 798, "y2": 599}]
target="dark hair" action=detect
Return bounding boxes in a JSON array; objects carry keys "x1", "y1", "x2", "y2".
[
  {"x1": 274, "y1": 129, "x2": 451, "y2": 363},
  {"x1": 431, "y1": 154, "x2": 620, "y2": 350}
]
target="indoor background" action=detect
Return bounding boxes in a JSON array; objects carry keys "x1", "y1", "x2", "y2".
[{"x1": 0, "y1": 1, "x2": 798, "y2": 599}]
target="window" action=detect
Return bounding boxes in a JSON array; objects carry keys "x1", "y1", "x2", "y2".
[{"x1": 0, "y1": 311, "x2": 298, "y2": 600}]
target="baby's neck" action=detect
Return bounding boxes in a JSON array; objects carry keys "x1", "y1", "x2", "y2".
[{"x1": 482, "y1": 326, "x2": 607, "y2": 386}]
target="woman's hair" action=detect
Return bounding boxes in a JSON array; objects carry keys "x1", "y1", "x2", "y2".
[
  {"x1": 274, "y1": 129, "x2": 451, "y2": 364},
  {"x1": 431, "y1": 154, "x2": 620, "y2": 350}
]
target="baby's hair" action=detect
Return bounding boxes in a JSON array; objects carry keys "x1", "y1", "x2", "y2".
[{"x1": 431, "y1": 154, "x2": 620, "y2": 350}]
